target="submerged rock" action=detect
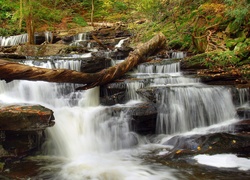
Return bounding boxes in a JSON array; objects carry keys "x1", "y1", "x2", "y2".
[
  {"x1": 233, "y1": 119, "x2": 250, "y2": 133},
  {"x1": 162, "y1": 133, "x2": 250, "y2": 158}
]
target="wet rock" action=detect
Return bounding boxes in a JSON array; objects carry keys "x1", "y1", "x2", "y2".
[
  {"x1": 163, "y1": 133, "x2": 250, "y2": 158},
  {"x1": 0, "y1": 104, "x2": 54, "y2": 131},
  {"x1": 199, "y1": 75, "x2": 238, "y2": 86},
  {"x1": 59, "y1": 46, "x2": 90, "y2": 54},
  {"x1": 80, "y1": 55, "x2": 111, "y2": 73},
  {"x1": 237, "y1": 107, "x2": 250, "y2": 119},
  {"x1": 100, "y1": 82, "x2": 127, "y2": 105},
  {"x1": 128, "y1": 103, "x2": 157, "y2": 135},
  {"x1": 100, "y1": 92, "x2": 126, "y2": 106},
  {"x1": 233, "y1": 119, "x2": 250, "y2": 133},
  {"x1": 0, "y1": 131, "x2": 44, "y2": 160},
  {"x1": 0, "y1": 104, "x2": 54, "y2": 161},
  {"x1": 91, "y1": 27, "x2": 131, "y2": 40},
  {"x1": 106, "y1": 102, "x2": 157, "y2": 135},
  {"x1": 136, "y1": 87, "x2": 160, "y2": 103},
  {"x1": 16, "y1": 44, "x2": 68, "y2": 56},
  {"x1": 110, "y1": 47, "x2": 133, "y2": 60},
  {"x1": 231, "y1": 87, "x2": 250, "y2": 107},
  {"x1": 0, "y1": 46, "x2": 18, "y2": 54},
  {"x1": 0, "y1": 53, "x2": 26, "y2": 59}
]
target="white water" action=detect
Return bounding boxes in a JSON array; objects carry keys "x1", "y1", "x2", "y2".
[
  {"x1": 0, "y1": 57, "x2": 178, "y2": 179},
  {"x1": 70, "y1": 32, "x2": 89, "y2": 47},
  {"x1": 0, "y1": 33, "x2": 28, "y2": 46},
  {"x1": 0, "y1": 51, "x2": 246, "y2": 179},
  {"x1": 115, "y1": 38, "x2": 129, "y2": 48},
  {"x1": 194, "y1": 154, "x2": 250, "y2": 171}
]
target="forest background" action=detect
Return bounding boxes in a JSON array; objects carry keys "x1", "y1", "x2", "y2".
[{"x1": 0, "y1": 0, "x2": 250, "y2": 73}]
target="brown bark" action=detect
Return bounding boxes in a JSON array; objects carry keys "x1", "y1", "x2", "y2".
[
  {"x1": 0, "y1": 33, "x2": 166, "y2": 90},
  {"x1": 25, "y1": 0, "x2": 35, "y2": 44},
  {"x1": 91, "y1": 0, "x2": 94, "y2": 27}
]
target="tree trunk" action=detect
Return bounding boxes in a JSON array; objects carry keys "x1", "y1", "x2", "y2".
[
  {"x1": 25, "y1": 0, "x2": 35, "y2": 44},
  {"x1": 0, "y1": 33, "x2": 166, "y2": 90},
  {"x1": 91, "y1": 0, "x2": 94, "y2": 27},
  {"x1": 19, "y1": 0, "x2": 23, "y2": 30}
]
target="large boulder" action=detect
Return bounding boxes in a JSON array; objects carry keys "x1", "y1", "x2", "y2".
[
  {"x1": 0, "y1": 104, "x2": 54, "y2": 161},
  {"x1": 0, "y1": 104, "x2": 54, "y2": 131}
]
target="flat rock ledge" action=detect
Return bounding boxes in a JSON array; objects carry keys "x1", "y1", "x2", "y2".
[
  {"x1": 0, "y1": 104, "x2": 54, "y2": 161},
  {"x1": 0, "y1": 104, "x2": 54, "y2": 131}
]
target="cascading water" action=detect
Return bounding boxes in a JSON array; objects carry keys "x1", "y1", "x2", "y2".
[
  {"x1": 156, "y1": 86, "x2": 236, "y2": 134},
  {"x1": 133, "y1": 53, "x2": 237, "y2": 135},
  {"x1": 0, "y1": 49, "x2": 246, "y2": 179},
  {"x1": 0, "y1": 33, "x2": 28, "y2": 46},
  {"x1": 70, "y1": 32, "x2": 89, "y2": 47},
  {"x1": 0, "y1": 54, "x2": 177, "y2": 179}
]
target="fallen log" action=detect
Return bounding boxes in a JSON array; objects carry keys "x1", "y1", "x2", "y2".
[{"x1": 0, "y1": 33, "x2": 166, "y2": 90}]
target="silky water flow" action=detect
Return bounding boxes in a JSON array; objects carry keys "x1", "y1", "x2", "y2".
[{"x1": 0, "y1": 51, "x2": 247, "y2": 179}]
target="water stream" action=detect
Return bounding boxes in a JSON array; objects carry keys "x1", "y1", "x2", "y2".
[{"x1": 0, "y1": 42, "x2": 249, "y2": 179}]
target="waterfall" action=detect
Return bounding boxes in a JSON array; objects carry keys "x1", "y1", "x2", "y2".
[
  {"x1": 115, "y1": 38, "x2": 129, "y2": 48},
  {"x1": 70, "y1": 32, "x2": 89, "y2": 46},
  {"x1": 0, "y1": 33, "x2": 28, "y2": 46},
  {"x1": 137, "y1": 61, "x2": 181, "y2": 74},
  {"x1": 156, "y1": 86, "x2": 236, "y2": 134},
  {"x1": 44, "y1": 31, "x2": 53, "y2": 43},
  {"x1": 0, "y1": 51, "x2": 244, "y2": 179}
]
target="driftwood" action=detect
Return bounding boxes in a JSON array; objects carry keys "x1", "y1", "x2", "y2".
[{"x1": 0, "y1": 33, "x2": 166, "y2": 90}]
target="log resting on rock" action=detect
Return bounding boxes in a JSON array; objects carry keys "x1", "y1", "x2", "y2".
[{"x1": 0, "y1": 33, "x2": 166, "y2": 90}]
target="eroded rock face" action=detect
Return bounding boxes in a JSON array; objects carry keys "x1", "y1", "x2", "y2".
[
  {"x1": 0, "y1": 131, "x2": 44, "y2": 160},
  {"x1": 0, "y1": 104, "x2": 54, "y2": 161},
  {"x1": 0, "y1": 104, "x2": 54, "y2": 131}
]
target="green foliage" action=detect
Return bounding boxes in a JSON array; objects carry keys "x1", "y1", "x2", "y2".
[
  {"x1": 224, "y1": 0, "x2": 250, "y2": 30},
  {"x1": 113, "y1": 1, "x2": 127, "y2": 11},
  {"x1": 73, "y1": 15, "x2": 88, "y2": 27}
]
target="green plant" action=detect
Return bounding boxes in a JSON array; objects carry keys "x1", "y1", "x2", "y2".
[
  {"x1": 73, "y1": 15, "x2": 88, "y2": 27},
  {"x1": 224, "y1": 0, "x2": 250, "y2": 27}
]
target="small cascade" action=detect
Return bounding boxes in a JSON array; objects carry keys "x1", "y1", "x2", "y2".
[
  {"x1": 115, "y1": 37, "x2": 129, "y2": 48},
  {"x1": 125, "y1": 81, "x2": 145, "y2": 100},
  {"x1": 131, "y1": 53, "x2": 237, "y2": 135},
  {"x1": 235, "y1": 88, "x2": 250, "y2": 107},
  {"x1": 0, "y1": 58, "x2": 84, "y2": 107},
  {"x1": 0, "y1": 33, "x2": 28, "y2": 46},
  {"x1": 137, "y1": 61, "x2": 181, "y2": 74},
  {"x1": 156, "y1": 86, "x2": 236, "y2": 134},
  {"x1": 150, "y1": 76, "x2": 199, "y2": 86},
  {"x1": 172, "y1": 51, "x2": 187, "y2": 59},
  {"x1": 24, "y1": 59, "x2": 81, "y2": 71},
  {"x1": 70, "y1": 32, "x2": 89, "y2": 46},
  {"x1": 44, "y1": 31, "x2": 53, "y2": 43}
]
